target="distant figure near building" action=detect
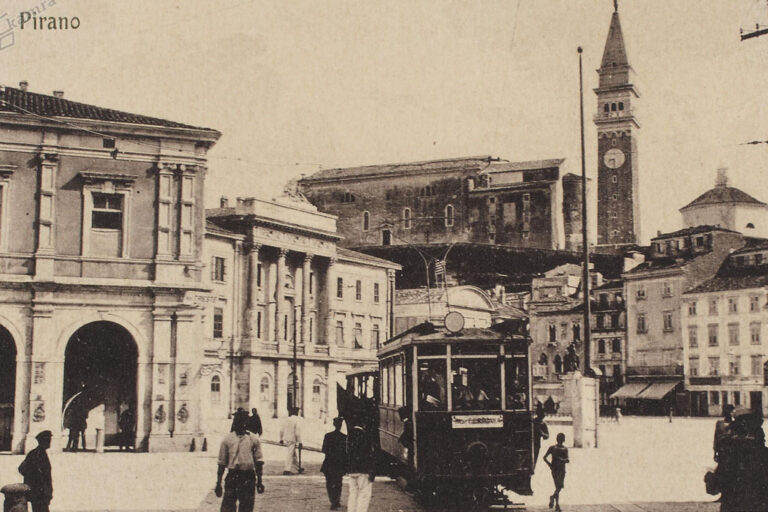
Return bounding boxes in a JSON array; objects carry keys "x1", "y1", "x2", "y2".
[
  {"x1": 215, "y1": 410, "x2": 265, "y2": 512},
  {"x1": 543, "y1": 433, "x2": 569, "y2": 512},
  {"x1": 321, "y1": 417, "x2": 348, "y2": 510},
  {"x1": 346, "y1": 415, "x2": 377, "y2": 512},
  {"x1": 532, "y1": 406, "x2": 549, "y2": 472},
  {"x1": 279, "y1": 407, "x2": 302, "y2": 475},
  {"x1": 118, "y1": 406, "x2": 135, "y2": 451},
  {"x1": 246, "y1": 408, "x2": 262, "y2": 437},
  {"x1": 19, "y1": 430, "x2": 53, "y2": 512}
]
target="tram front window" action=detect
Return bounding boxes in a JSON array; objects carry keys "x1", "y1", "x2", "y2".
[
  {"x1": 451, "y1": 359, "x2": 501, "y2": 410},
  {"x1": 418, "y1": 360, "x2": 446, "y2": 410},
  {"x1": 505, "y1": 356, "x2": 529, "y2": 410}
]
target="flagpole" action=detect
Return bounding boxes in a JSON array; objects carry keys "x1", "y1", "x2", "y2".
[{"x1": 578, "y1": 46, "x2": 593, "y2": 377}]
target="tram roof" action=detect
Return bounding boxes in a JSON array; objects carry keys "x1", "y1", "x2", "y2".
[
  {"x1": 345, "y1": 365, "x2": 379, "y2": 378},
  {"x1": 378, "y1": 321, "x2": 529, "y2": 357}
]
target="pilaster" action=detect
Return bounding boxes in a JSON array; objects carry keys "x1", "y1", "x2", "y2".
[
  {"x1": 34, "y1": 151, "x2": 58, "y2": 278},
  {"x1": 276, "y1": 360, "x2": 289, "y2": 418},
  {"x1": 324, "y1": 258, "x2": 337, "y2": 351},
  {"x1": 275, "y1": 249, "x2": 288, "y2": 346},
  {"x1": 301, "y1": 254, "x2": 314, "y2": 347}
]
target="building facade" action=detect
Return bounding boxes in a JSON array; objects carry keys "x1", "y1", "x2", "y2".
[
  {"x1": 205, "y1": 195, "x2": 399, "y2": 427},
  {"x1": 594, "y1": 4, "x2": 641, "y2": 247},
  {"x1": 0, "y1": 84, "x2": 221, "y2": 453},
  {"x1": 620, "y1": 226, "x2": 746, "y2": 412},
  {"x1": 298, "y1": 157, "x2": 574, "y2": 251},
  {"x1": 682, "y1": 241, "x2": 768, "y2": 417},
  {"x1": 591, "y1": 280, "x2": 627, "y2": 405}
]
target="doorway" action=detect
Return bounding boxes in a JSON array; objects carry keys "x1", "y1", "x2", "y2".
[{"x1": 0, "y1": 326, "x2": 16, "y2": 451}]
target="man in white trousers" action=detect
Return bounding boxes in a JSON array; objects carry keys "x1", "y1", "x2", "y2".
[
  {"x1": 279, "y1": 407, "x2": 302, "y2": 475},
  {"x1": 346, "y1": 413, "x2": 377, "y2": 512}
]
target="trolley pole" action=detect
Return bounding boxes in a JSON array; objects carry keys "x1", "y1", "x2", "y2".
[{"x1": 577, "y1": 46, "x2": 593, "y2": 378}]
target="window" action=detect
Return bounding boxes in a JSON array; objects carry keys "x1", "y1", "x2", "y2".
[
  {"x1": 611, "y1": 194, "x2": 618, "y2": 201},
  {"x1": 403, "y1": 208, "x2": 412, "y2": 229},
  {"x1": 418, "y1": 359, "x2": 447, "y2": 411},
  {"x1": 750, "y1": 296, "x2": 760, "y2": 312},
  {"x1": 572, "y1": 322, "x2": 581, "y2": 341},
  {"x1": 211, "y1": 375, "x2": 221, "y2": 402},
  {"x1": 283, "y1": 314, "x2": 288, "y2": 341},
  {"x1": 708, "y1": 324, "x2": 719, "y2": 346},
  {"x1": 335, "y1": 320, "x2": 344, "y2": 346},
  {"x1": 613, "y1": 364, "x2": 621, "y2": 378},
  {"x1": 728, "y1": 323, "x2": 739, "y2": 346},
  {"x1": 445, "y1": 204, "x2": 454, "y2": 227},
  {"x1": 341, "y1": 191, "x2": 355, "y2": 203},
  {"x1": 353, "y1": 322, "x2": 363, "y2": 348},
  {"x1": 709, "y1": 298, "x2": 718, "y2": 316},
  {"x1": 611, "y1": 175, "x2": 618, "y2": 183},
  {"x1": 548, "y1": 323, "x2": 557, "y2": 343},
  {"x1": 597, "y1": 314, "x2": 604, "y2": 329},
  {"x1": 756, "y1": 254, "x2": 764, "y2": 265},
  {"x1": 636, "y1": 286, "x2": 646, "y2": 300},
  {"x1": 711, "y1": 391, "x2": 720, "y2": 405},
  {"x1": 688, "y1": 302, "x2": 697, "y2": 316},
  {"x1": 212, "y1": 256, "x2": 226, "y2": 282},
  {"x1": 636, "y1": 314, "x2": 647, "y2": 333},
  {"x1": 382, "y1": 229, "x2": 391, "y2": 245},
  {"x1": 372, "y1": 324, "x2": 380, "y2": 348},
  {"x1": 751, "y1": 322, "x2": 761, "y2": 345},
  {"x1": 554, "y1": 355, "x2": 563, "y2": 374},
  {"x1": 728, "y1": 297, "x2": 738, "y2": 314},
  {"x1": 709, "y1": 357, "x2": 720, "y2": 376},
  {"x1": 355, "y1": 280, "x2": 362, "y2": 301},
  {"x1": 662, "y1": 281, "x2": 672, "y2": 297},
  {"x1": 734, "y1": 391, "x2": 741, "y2": 406},
  {"x1": 309, "y1": 316, "x2": 314, "y2": 343},
  {"x1": 604, "y1": 103, "x2": 610, "y2": 113},
  {"x1": 373, "y1": 283, "x2": 380, "y2": 303},
  {"x1": 257, "y1": 263, "x2": 263, "y2": 287},
  {"x1": 598, "y1": 339, "x2": 606, "y2": 354},
  {"x1": 751, "y1": 355, "x2": 764, "y2": 376},
  {"x1": 102, "y1": 138, "x2": 116, "y2": 148},
  {"x1": 618, "y1": 101, "x2": 624, "y2": 111},
  {"x1": 612, "y1": 338, "x2": 621, "y2": 353},
  {"x1": 309, "y1": 272, "x2": 314, "y2": 295},
  {"x1": 337, "y1": 277, "x2": 343, "y2": 298},
  {"x1": 213, "y1": 308, "x2": 223, "y2": 339},
  {"x1": 663, "y1": 311, "x2": 673, "y2": 332},
  {"x1": 92, "y1": 193, "x2": 123, "y2": 229},
  {"x1": 688, "y1": 326, "x2": 698, "y2": 348},
  {"x1": 729, "y1": 356, "x2": 741, "y2": 376},
  {"x1": 256, "y1": 311, "x2": 262, "y2": 338},
  {"x1": 362, "y1": 211, "x2": 370, "y2": 231},
  {"x1": 611, "y1": 102, "x2": 617, "y2": 111},
  {"x1": 689, "y1": 357, "x2": 699, "y2": 377}
]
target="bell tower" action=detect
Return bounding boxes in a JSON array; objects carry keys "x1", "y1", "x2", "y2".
[{"x1": 594, "y1": 1, "x2": 640, "y2": 246}]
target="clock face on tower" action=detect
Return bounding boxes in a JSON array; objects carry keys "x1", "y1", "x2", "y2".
[{"x1": 603, "y1": 148, "x2": 625, "y2": 169}]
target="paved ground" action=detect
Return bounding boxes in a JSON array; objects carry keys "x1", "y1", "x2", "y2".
[{"x1": 0, "y1": 417, "x2": 739, "y2": 511}]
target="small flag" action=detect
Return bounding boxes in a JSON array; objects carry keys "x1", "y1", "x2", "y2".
[{"x1": 434, "y1": 259, "x2": 446, "y2": 276}]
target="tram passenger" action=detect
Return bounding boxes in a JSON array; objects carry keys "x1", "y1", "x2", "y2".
[{"x1": 420, "y1": 366, "x2": 445, "y2": 410}]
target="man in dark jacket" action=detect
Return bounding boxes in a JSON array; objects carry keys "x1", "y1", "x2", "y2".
[
  {"x1": 321, "y1": 417, "x2": 347, "y2": 510},
  {"x1": 19, "y1": 430, "x2": 53, "y2": 512},
  {"x1": 346, "y1": 412, "x2": 377, "y2": 512},
  {"x1": 247, "y1": 408, "x2": 263, "y2": 437}
]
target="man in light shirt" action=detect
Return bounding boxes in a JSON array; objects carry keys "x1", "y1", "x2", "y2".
[
  {"x1": 279, "y1": 407, "x2": 303, "y2": 475},
  {"x1": 215, "y1": 410, "x2": 265, "y2": 512}
]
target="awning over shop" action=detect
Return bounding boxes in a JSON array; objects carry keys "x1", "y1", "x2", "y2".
[
  {"x1": 636, "y1": 381, "x2": 680, "y2": 400},
  {"x1": 610, "y1": 382, "x2": 650, "y2": 399}
]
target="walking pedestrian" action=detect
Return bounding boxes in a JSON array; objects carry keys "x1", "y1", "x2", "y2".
[
  {"x1": 215, "y1": 410, "x2": 265, "y2": 512},
  {"x1": 279, "y1": 407, "x2": 302, "y2": 475},
  {"x1": 346, "y1": 413, "x2": 377, "y2": 512},
  {"x1": 321, "y1": 417, "x2": 347, "y2": 510},
  {"x1": 19, "y1": 430, "x2": 53, "y2": 512},
  {"x1": 246, "y1": 408, "x2": 262, "y2": 437},
  {"x1": 532, "y1": 405, "x2": 549, "y2": 473},
  {"x1": 543, "y1": 433, "x2": 569, "y2": 512}
]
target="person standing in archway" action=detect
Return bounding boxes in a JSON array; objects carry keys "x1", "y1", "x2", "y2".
[
  {"x1": 19, "y1": 430, "x2": 53, "y2": 512},
  {"x1": 119, "y1": 405, "x2": 135, "y2": 451}
]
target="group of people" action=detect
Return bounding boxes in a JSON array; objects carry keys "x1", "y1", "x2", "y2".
[
  {"x1": 64, "y1": 409, "x2": 87, "y2": 452},
  {"x1": 710, "y1": 404, "x2": 768, "y2": 511}
]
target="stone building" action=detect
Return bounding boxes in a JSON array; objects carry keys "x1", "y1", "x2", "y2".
[
  {"x1": 680, "y1": 168, "x2": 768, "y2": 239},
  {"x1": 590, "y1": 280, "x2": 627, "y2": 405},
  {"x1": 298, "y1": 156, "x2": 577, "y2": 251},
  {"x1": 682, "y1": 240, "x2": 768, "y2": 417},
  {"x1": 594, "y1": 3, "x2": 641, "y2": 247},
  {"x1": 205, "y1": 195, "x2": 399, "y2": 427},
  {"x1": 619, "y1": 226, "x2": 747, "y2": 413},
  {"x1": 0, "y1": 83, "x2": 220, "y2": 452}
]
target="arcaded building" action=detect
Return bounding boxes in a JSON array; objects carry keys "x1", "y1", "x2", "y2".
[
  {"x1": 0, "y1": 83, "x2": 220, "y2": 453},
  {"x1": 205, "y1": 195, "x2": 399, "y2": 426},
  {"x1": 298, "y1": 156, "x2": 581, "y2": 251}
]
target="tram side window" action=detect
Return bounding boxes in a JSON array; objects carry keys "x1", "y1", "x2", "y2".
[
  {"x1": 451, "y1": 358, "x2": 501, "y2": 411},
  {"x1": 418, "y1": 359, "x2": 447, "y2": 411},
  {"x1": 505, "y1": 357, "x2": 529, "y2": 410},
  {"x1": 388, "y1": 361, "x2": 395, "y2": 407},
  {"x1": 394, "y1": 358, "x2": 404, "y2": 407},
  {"x1": 381, "y1": 361, "x2": 390, "y2": 405}
]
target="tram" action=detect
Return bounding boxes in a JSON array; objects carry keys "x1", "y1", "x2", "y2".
[{"x1": 373, "y1": 313, "x2": 534, "y2": 505}]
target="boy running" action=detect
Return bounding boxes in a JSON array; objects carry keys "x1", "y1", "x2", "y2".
[{"x1": 543, "y1": 433, "x2": 569, "y2": 512}]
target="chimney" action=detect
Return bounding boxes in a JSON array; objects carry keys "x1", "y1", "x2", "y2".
[
  {"x1": 18, "y1": 81, "x2": 28, "y2": 91},
  {"x1": 52, "y1": 90, "x2": 64, "y2": 98},
  {"x1": 220, "y1": 196, "x2": 229, "y2": 208},
  {"x1": 715, "y1": 167, "x2": 728, "y2": 187}
]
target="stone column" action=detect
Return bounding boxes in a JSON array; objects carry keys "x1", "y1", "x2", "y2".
[
  {"x1": 301, "y1": 254, "x2": 314, "y2": 347},
  {"x1": 276, "y1": 360, "x2": 289, "y2": 418},
  {"x1": 172, "y1": 311, "x2": 197, "y2": 449},
  {"x1": 149, "y1": 309, "x2": 173, "y2": 451},
  {"x1": 327, "y1": 363, "x2": 339, "y2": 419},
  {"x1": 27, "y1": 299, "x2": 58, "y2": 452},
  {"x1": 275, "y1": 249, "x2": 288, "y2": 345},
  {"x1": 562, "y1": 371, "x2": 598, "y2": 448},
  {"x1": 247, "y1": 244, "x2": 262, "y2": 340},
  {"x1": 325, "y1": 258, "x2": 337, "y2": 349}
]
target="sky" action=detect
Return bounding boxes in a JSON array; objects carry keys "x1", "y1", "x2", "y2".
[{"x1": 1, "y1": 0, "x2": 767, "y2": 243}]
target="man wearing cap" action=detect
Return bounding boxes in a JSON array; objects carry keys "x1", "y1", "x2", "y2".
[
  {"x1": 18, "y1": 430, "x2": 53, "y2": 512},
  {"x1": 321, "y1": 417, "x2": 347, "y2": 510},
  {"x1": 215, "y1": 411, "x2": 265, "y2": 512}
]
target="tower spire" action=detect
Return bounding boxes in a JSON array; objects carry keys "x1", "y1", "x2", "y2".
[{"x1": 614, "y1": 0, "x2": 618, "y2": 12}]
